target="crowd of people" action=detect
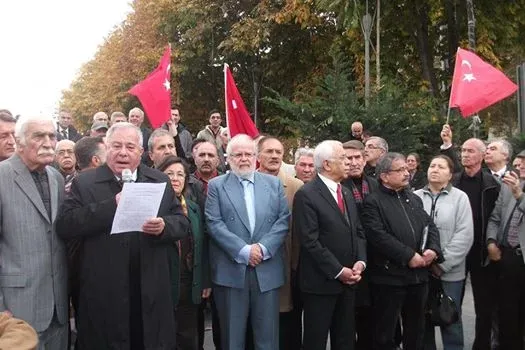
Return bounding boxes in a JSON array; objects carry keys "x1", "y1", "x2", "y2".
[{"x1": 0, "y1": 106, "x2": 524, "y2": 350}]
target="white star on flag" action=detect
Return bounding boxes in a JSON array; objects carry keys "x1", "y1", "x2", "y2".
[
  {"x1": 463, "y1": 73, "x2": 476, "y2": 82},
  {"x1": 232, "y1": 99, "x2": 238, "y2": 110},
  {"x1": 163, "y1": 79, "x2": 170, "y2": 90}
]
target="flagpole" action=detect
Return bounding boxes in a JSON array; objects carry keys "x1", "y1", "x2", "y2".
[
  {"x1": 446, "y1": 97, "x2": 452, "y2": 125},
  {"x1": 446, "y1": 47, "x2": 461, "y2": 125},
  {"x1": 224, "y1": 63, "x2": 229, "y2": 131}
]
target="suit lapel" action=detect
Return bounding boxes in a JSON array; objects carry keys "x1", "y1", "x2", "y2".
[
  {"x1": 223, "y1": 173, "x2": 251, "y2": 233},
  {"x1": 315, "y1": 176, "x2": 350, "y2": 227},
  {"x1": 11, "y1": 155, "x2": 51, "y2": 224}
]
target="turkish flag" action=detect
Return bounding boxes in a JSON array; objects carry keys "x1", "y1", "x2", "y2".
[
  {"x1": 449, "y1": 48, "x2": 517, "y2": 117},
  {"x1": 129, "y1": 45, "x2": 171, "y2": 128},
  {"x1": 224, "y1": 64, "x2": 259, "y2": 138}
]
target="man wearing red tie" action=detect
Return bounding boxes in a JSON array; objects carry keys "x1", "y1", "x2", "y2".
[{"x1": 293, "y1": 140, "x2": 367, "y2": 350}]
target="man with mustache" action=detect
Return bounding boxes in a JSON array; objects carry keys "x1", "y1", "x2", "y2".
[
  {"x1": 257, "y1": 136, "x2": 304, "y2": 350},
  {"x1": 192, "y1": 141, "x2": 220, "y2": 194},
  {"x1": 0, "y1": 116, "x2": 69, "y2": 349},
  {"x1": 362, "y1": 153, "x2": 442, "y2": 349},
  {"x1": 0, "y1": 111, "x2": 16, "y2": 162},
  {"x1": 294, "y1": 147, "x2": 315, "y2": 184},
  {"x1": 54, "y1": 140, "x2": 77, "y2": 179},
  {"x1": 341, "y1": 140, "x2": 379, "y2": 350}
]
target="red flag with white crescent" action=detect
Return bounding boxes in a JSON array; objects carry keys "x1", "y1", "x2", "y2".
[
  {"x1": 129, "y1": 45, "x2": 172, "y2": 128},
  {"x1": 449, "y1": 48, "x2": 517, "y2": 117},
  {"x1": 224, "y1": 64, "x2": 259, "y2": 138}
]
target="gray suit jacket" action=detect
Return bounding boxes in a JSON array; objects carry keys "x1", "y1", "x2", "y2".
[
  {"x1": 205, "y1": 172, "x2": 290, "y2": 292},
  {"x1": 0, "y1": 155, "x2": 68, "y2": 332},
  {"x1": 486, "y1": 182, "x2": 525, "y2": 264}
]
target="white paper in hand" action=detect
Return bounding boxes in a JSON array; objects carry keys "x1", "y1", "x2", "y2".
[{"x1": 111, "y1": 182, "x2": 166, "y2": 234}]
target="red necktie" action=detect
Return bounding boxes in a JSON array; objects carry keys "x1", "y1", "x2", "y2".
[{"x1": 336, "y1": 184, "x2": 344, "y2": 213}]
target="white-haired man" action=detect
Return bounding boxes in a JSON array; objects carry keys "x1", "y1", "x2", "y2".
[
  {"x1": 0, "y1": 115, "x2": 68, "y2": 348},
  {"x1": 364, "y1": 136, "x2": 388, "y2": 177},
  {"x1": 293, "y1": 140, "x2": 366, "y2": 350},
  {"x1": 485, "y1": 139, "x2": 512, "y2": 180},
  {"x1": 56, "y1": 122, "x2": 189, "y2": 349},
  {"x1": 128, "y1": 107, "x2": 152, "y2": 165},
  {"x1": 205, "y1": 134, "x2": 289, "y2": 350}
]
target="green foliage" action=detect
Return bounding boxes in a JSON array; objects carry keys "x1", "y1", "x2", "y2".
[
  {"x1": 59, "y1": 0, "x2": 525, "y2": 141},
  {"x1": 264, "y1": 52, "x2": 451, "y2": 164}
]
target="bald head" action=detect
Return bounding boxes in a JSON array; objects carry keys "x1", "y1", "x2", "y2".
[{"x1": 461, "y1": 138, "x2": 485, "y2": 175}]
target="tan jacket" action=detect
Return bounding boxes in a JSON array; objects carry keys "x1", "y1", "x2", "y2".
[
  {"x1": 277, "y1": 170, "x2": 303, "y2": 312},
  {"x1": 0, "y1": 312, "x2": 38, "y2": 350}
]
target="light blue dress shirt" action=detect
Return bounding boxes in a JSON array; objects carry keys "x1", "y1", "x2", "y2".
[{"x1": 233, "y1": 173, "x2": 271, "y2": 265}]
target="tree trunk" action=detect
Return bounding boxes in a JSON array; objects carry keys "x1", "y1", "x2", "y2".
[
  {"x1": 466, "y1": 0, "x2": 476, "y2": 51},
  {"x1": 444, "y1": 0, "x2": 460, "y2": 71},
  {"x1": 412, "y1": 1, "x2": 439, "y2": 97}
]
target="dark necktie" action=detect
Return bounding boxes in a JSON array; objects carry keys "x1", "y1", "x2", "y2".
[{"x1": 62, "y1": 129, "x2": 68, "y2": 140}]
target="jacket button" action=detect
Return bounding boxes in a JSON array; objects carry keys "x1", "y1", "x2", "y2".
[{"x1": 230, "y1": 217, "x2": 234, "y2": 221}]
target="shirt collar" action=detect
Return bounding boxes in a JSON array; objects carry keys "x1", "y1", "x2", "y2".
[
  {"x1": 318, "y1": 173, "x2": 339, "y2": 192},
  {"x1": 235, "y1": 172, "x2": 255, "y2": 184},
  {"x1": 491, "y1": 166, "x2": 507, "y2": 178}
]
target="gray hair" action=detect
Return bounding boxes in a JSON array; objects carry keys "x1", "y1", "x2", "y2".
[
  {"x1": 128, "y1": 107, "x2": 144, "y2": 118},
  {"x1": 148, "y1": 129, "x2": 172, "y2": 150},
  {"x1": 376, "y1": 152, "x2": 405, "y2": 178},
  {"x1": 294, "y1": 147, "x2": 314, "y2": 164},
  {"x1": 366, "y1": 136, "x2": 389, "y2": 152},
  {"x1": 226, "y1": 134, "x2": 256, "y2": 157},
  {"x1": 110, "y1": 111, "x2": 127, "y2": 123},
  {"x1": 0, "y1": 111, "x2": 16, "y2": 123},
  {"x1": 492, "y1": 139, "x2": 512, "y2": 161},
  {"x1": 55, "y1": 139, "x2": 75, "y2": 151},
  {"x1": 313, "y1": 140, "x2": 342, "y2": 173},
  {"x1": 15, "y1": 115, "x2": 54, "y2": 144},
  {"x1": 106, "y1": 122, "x2": 143, "y2": 148}
]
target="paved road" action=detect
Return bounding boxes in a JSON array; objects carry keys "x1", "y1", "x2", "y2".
[{"x1": 203, "y1": 278, "x2": 476, "y2": 349}]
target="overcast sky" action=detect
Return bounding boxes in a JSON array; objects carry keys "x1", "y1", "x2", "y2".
[{"x1": 0, "y1": 0, "x2": 131, "y2": 117}]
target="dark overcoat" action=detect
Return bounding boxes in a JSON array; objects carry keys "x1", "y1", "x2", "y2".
[{"x1": 56, "y1": 164, "x2": 189, "y2": 350}]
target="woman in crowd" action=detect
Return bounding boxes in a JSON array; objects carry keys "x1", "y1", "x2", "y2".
[
  {"x1": 414, "y1": 155, "x2": 474, "y2": 350},
  {"x1": 157, "y1": 155, "x2": 211, "y2": 350},
  {"x1": 407, "y1": 152, "x2": 427, "y2": 191}
]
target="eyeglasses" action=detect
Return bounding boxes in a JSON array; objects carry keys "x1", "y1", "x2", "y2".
[
  {"x1": 389, "y1": 167, "x2": 409, "y2": 173},
  {"x1": 230, "y1": 152, "x2": 255, "y2": 159},
  {"x1": 165, "y1": 172, "x2": 185, "y2": 180}
]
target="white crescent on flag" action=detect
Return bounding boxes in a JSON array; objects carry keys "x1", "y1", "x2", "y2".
[
  {"x1": 461, "y1": 60, "x2": 476, "y2": 82},
  {"x1": 461, "y1": 60, "x2": 472, "y2": 70},
  {"x1": 232, "y1": 99, "x2": 238, "y2": 110}
]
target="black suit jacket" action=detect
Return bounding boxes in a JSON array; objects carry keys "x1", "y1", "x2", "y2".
[
  {"x1": 293, "y1": 175, "x2": 366, "y2": 295},
  {"x1": 56, "y1": 125, "x2": 82, "y2": 142}
]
